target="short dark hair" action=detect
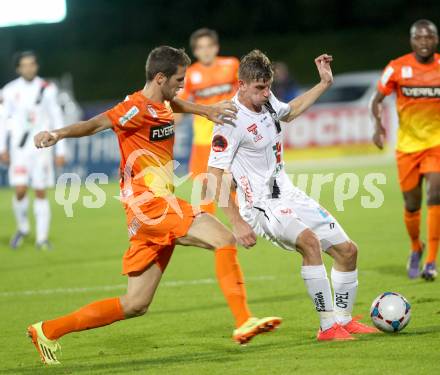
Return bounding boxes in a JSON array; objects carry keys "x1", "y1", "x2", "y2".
[
  {"x1": 189, "y1": 28, "x2": 219, "y2": 51},
  {"x1": 14, "y1": 50, "x2": 38, "y2": 68},
  {"x1": 410, "y1": 19, "x2": 438, "y2": 36},
  {"x1": 239, "y1": 50, "x2": 273, "y2": 83},
  {"x1": 145, "y1": 46, "x2": 191, "y2": 81}
]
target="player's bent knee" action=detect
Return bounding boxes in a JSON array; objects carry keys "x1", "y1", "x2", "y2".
[
  {"x1": 120, "y1": 296, "x2": 150, "y2": 318},
  {"x1": 296, "y1": 229, "x2": 321, "y2": 258}
]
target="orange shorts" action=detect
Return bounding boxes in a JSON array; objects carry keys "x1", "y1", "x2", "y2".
[
  {"x1": 122, "y1": 195, "x2": 199, "y2": 276},
  {"x1": 189, "y1": 144, "x2": 211, "y2": 178},
  {"x1": 396, "y1": 144, "x2": 440, "y2": 192}
]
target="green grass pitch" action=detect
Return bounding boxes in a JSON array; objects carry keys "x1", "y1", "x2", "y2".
[{"x1": 0, "y1": 163, "x2": 439, "y2": 374}]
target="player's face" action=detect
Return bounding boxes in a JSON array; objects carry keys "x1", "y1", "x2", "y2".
[
  {"x1": 240, "y1": 79, "x2": 272, "y2": 108},
  {"x1": 17, "y1": 56, "x2": 39, "y2": 81},
  {"x1": 193, "y1": 36, "x2": 219, "y2": 65},
  {"x1": 162, "y1": 65, "x2": 187, "y2": 100},
  {"x1": 411, "y1": 26, "x2": 438, "y2": 60}
]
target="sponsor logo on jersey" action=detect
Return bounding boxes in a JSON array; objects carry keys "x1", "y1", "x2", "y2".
[
  {"x1": 149, "y1": 123, "x2": 174, "y2": 141},
  {"x1": 401, "y1": 86, "x2": 440, "y2": 98},
  {"x1": 119, "y1": 106, "x2": 139, "y2": 126},
  {"x1": 191, "y1": 71, "x2": 203, "y2": 84},
  {"x1": 239, "y1": 176, "x2": 253, "y2": 206},
  {"x1": 147, "y1": 105, "x2": 158, "y2": 118},
  {"x1": 280, "y1": 208, "x2": 293, "y2": 215},
  {"x1": 247, "y1": 123, "x2": 263, "y2": 142},
  {"x1": 401, "y1": 66, "x2": 413, "y2": 78},
  {"x1": 194, "y1": 83, "x2": 233, "y2": 99},
  {"x1": 212, "y1": 134, "x2": 228, "y2": 152}
]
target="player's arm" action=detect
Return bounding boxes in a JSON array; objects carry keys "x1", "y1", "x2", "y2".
[
  {"x1": 208, "y1": 166, "x2": 256, "y2": 248},
  {"x1": 369, "y1": 91, "x2": 387, "y2": 150},
  {"x1": 170, "y1": 97, "x2": 237, "y2": 125},
  {"x1": 45, "y1": 84, "x2": 67, "y2": 165},
  {"x1": 34, "y1": 113, "x2": 112, "y2": 149},
  {"x1": 281, "y1": 54, "x2": 333, "y2": 122}
]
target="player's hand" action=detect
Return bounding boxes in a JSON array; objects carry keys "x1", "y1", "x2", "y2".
[
  {"x1": 315, "y1": 54, "x2": 333, "y2": 86},
  {"x1": 206, "y1": 100, "x2": 237, "y2": 126},
  {"x1": 55, "y1": 155, "x2": 65, "y2": 167},
  {"x1": 373, "y1": 123, "x2": 386, "y2": 150},
  {"x1": 34, "y1": 131, "x2": 59, "y2": 148},
  {"x1": 233, "y1": 219, "x2": 257, "y2": 249},
  {"x1": 0, "y1": 151, "x2": 9, "y2": 165}
]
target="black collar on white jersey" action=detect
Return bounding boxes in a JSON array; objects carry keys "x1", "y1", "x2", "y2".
[{"x1": 264, "y1": 101, "x2": 281, "y2": 133}]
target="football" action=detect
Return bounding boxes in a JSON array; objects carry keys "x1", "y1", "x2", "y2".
[{"x1": 370, "y1": 292, "x2": 411, "y2": 333}]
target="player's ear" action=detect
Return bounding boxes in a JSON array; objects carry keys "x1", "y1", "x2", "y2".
[
  {"x1": 155, "y1": 72, "x2": 168, "y2": 85},
  {"x1": 238, "y1": 79, "x2": 247, "y2": 91}
]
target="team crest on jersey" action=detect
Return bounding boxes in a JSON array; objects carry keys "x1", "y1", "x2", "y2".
[
  {"x1": 119, "y1": 106, "x2": 139, "y2": 126},
  {"x1": 247, "y1": 123, "x2": 263, "y2": 142},
  {"x1": 191, "y1": 71, "x2": 202, "y2": 84},
  {"x1": 212, "y1": 135, "x2": 228, "y2": 152},
  {"x1": 147, "y1": 105, "x2": 158, "y2": 118},
  {"x1": 401, "y1": 66, "x2": 413, "y2": 79}
]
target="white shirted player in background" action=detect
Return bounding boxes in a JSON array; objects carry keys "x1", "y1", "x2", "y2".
[
  {"x1": 0, "y1": 51, "x2": 66, "y2": 250},
  {"x1": 208, "y1": 50, "x2": 379, "y2": 341}
]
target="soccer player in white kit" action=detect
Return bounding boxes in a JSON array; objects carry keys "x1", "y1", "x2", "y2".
[
  {"x1": 208, "y1": 50, "x2": 379, "y2": 341},
  {"x1": 0, "y1": 51, "x2": 65, "y2": 249}
]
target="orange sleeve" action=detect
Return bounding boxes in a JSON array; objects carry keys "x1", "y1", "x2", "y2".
[
  {"x1": 377, "y1": 62, "x2": 397, "y2": 96},
  {"x1": 105, "y1": 97, "x2": 144, "y2": 131}
]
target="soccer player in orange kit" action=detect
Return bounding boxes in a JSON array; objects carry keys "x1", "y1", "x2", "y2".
[
  {"x1": 178, "y1": 28, "x2": 239, "y2": 213},
  {"x1": 371, "y1": 19, "x2": 440, "y2": 281},
  {"x1": 27, "y1": 46, "x2": 281, "y2": 365}
]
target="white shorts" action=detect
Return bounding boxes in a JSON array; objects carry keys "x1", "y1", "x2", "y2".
[
  {"x1": 241, "y1": 188, "x2": 349, "y2": 251},
  {"x1": 9, "y1": 149, "x2": 54, "y2": 189}
]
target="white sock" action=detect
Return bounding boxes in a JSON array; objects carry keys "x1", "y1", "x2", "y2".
[
  {"x1": 331, "y1": 268, "x2": 358, "y2": 325},
  {"x1": 12, "y1": 195, "x2": 30, "y2": 234},
  {"x1": 301, "y1": 265, "x2": 335, "y2": 331},
  {"x1": 34, "y1": 198, "x2": 51, "y2": 243}
]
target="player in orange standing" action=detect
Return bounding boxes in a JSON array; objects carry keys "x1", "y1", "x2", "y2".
[
  {"x1": 27, "y1": 46, "x2": 281, "y2": 365},
  {"x1": 178, "y1": 28, "x2": 239, "y2": 214},
  {"x1": 371, "y1": 19, "x2": 440, "y2": 281}
]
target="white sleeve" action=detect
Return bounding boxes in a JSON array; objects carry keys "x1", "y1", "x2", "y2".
[
  {"x1": 0, "y1": 89, "x2": 11, "y2": 153},
  {"x1": 44, "y1": 84, "x2": 66, "y2": 157},
  {"x1": 269, "y1": 91, "x2": 291, "y2": 120},
  {"x1": 208, "y1": 123, "x2": 243, "y2": 170}
]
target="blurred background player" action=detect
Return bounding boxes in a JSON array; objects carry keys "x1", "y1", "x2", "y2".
[
  {"x1": 178, "y1": 28, "x2": 239, "y2": 213},
  {"x1": 0, "y1": 51, "x2": 65, "y2": 250},
  {"x1": 371, "y1": 19, "x2": 440, "y2": 281},
  {"x1": 272, "y1": 61, "x2": 300, "y2": 102}
]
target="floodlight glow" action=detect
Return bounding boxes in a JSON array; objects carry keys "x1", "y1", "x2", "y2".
[{"x1": 0, "y1": 0, "x2": 66, "y2": 27}]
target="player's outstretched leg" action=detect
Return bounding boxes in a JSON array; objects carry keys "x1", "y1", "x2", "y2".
[
  {"x1": 295, "y1": 229, "x2": 354, "y2": 341},
  {"x1": 28, "y1": 262, "x2": 163, "y2": 365},
  {"x1": 327, "y1": 241, "x2": 379, "y2": 334},
  {"x1": 34, "y1": 190, "x2": 52, "y2": 250},
  {"x1": 176, "y1": 212, "x2": 282, "y2": 345}
]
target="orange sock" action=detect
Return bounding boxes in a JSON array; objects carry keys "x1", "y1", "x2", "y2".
[
  {"x1": 404, "y1": 209, "x2": 423, "y2": 252},
  {"x1": 42, "y1": 297, "x2": 125, "y2": 340},
  {"x1": 426, "y1": 205, "x2": 440, "y2": 263},
  {"x1": 215, "y1": 245, "x2": 251, "y2": 327},
  {"x1": 200, "y1": 201, "x2": 216, "y2": 214}
]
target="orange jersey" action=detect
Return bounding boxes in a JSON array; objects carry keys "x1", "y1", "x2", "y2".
[
  {"x1": 106, "y1": 91, "x2": 176, "y2": 197},
  {"x1": 179, "y1": 56, "x2": 239, "y2": 145},
  {"x1": 378, "y1": 53, "x2": 440, "y2": 153}
]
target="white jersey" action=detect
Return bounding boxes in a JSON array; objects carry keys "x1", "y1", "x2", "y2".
[
  {"x1": 208, "y1": 92, "x2": 349, "y2": 251},
  {"x1": 208, "y1": 92, "x2": 292, "y2": 211},
  {"x1": 0, "y1": 76, "x2": 65, "y2": 155}
]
